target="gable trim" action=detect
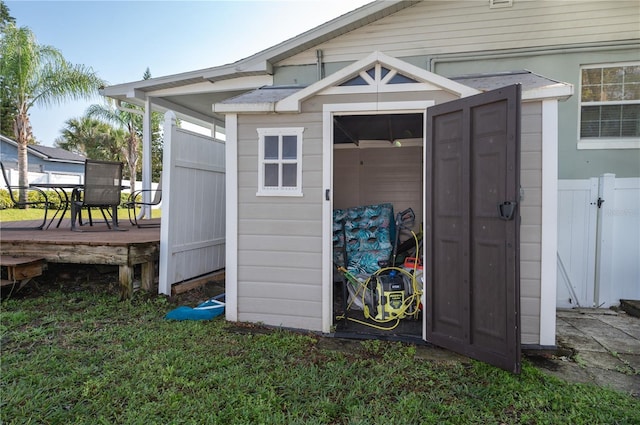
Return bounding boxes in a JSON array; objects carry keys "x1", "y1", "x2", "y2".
[{"x1": 277, "y1": 51, "x2": 479, "y2": 113}]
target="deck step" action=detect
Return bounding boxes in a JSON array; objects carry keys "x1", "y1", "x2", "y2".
[{"x1": 0, "y1": 255, "x2": 47, "y2": 287}]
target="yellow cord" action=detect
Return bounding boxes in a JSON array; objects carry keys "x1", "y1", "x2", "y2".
[{"x1": 336, "y1": 230, "x2": 424, "y2": 330}]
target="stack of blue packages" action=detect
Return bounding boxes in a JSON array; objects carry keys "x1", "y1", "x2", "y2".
[{"x1": 333, "y1": 203, "x2": 395, "y2": 275}]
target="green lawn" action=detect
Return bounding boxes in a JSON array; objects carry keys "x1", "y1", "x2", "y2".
[
  {"x1": 0, "y1": 207, "x2": 160, "y2": 222},
  {"x1": 1, "y1": 284, "x2": 638, "y2": 424}
]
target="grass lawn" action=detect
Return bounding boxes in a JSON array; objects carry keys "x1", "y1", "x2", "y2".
[
  {"x1": 0, "y1": 207, "x2": 160, "y2": 222},
  {"x1": 1, "y1": 282, "x2": 638, "y2": 424}
]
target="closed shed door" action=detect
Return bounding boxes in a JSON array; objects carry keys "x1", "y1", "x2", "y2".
[{"x1": 425, "y1": 85, "x2": 521, "y2": 373}]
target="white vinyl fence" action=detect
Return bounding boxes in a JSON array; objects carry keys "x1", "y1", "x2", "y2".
[
  {"x1": 159, "y1": 112, "x2": 226, "y2": 295},
  {"x1": 557, "y1": 174, "x2": 640, "y2": 308}
]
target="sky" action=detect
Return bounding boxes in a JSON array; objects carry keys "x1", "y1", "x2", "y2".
[{"x1": 5, "y1": 0, "x2": 372, "y2": 146}]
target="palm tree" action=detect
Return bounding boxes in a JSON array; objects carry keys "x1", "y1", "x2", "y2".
[
  {"x1": 0, "y1": 24, "x2": 104, "y2": 202},
  {"x1": 86, "y1": 102, "x2": 142, "y2": 191},
  {"x1": 55, "y1": 116, "x2": 126, "y2": 161},
  {"x1": 86, "y1": 68, "x2": 164, "y2": 190}
]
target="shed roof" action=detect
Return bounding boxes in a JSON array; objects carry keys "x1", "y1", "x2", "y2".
[
  {"x1": 220, "y1": 86, "x2": 303, "y2": 105},
  {"x1": 451, "y1": 70, "x2": 573, "y2": 101},
  {"x1": 218, "y1": 69, "x2": 572, "y2": 111}
]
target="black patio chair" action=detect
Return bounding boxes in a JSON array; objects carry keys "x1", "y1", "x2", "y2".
[
  {"x1": 1, "y1": 162, "x2": 51, "y2": 230},
  {"x1": 70, "y1": 160, "x2": 125, "y2": 231},
  {"x1": 124, "y1": 175, "x2": 162, "y2": 228}
]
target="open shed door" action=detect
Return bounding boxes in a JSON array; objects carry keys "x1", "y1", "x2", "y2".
[{"x1": 425, "y1": 85, "x2": 521, "y2": 373}]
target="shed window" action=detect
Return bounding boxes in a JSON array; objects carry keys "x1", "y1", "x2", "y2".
[
  {"x1": 257, "y1": 128, "x2": 304, "y2": 196},
  {"x1": 578, "y1": 62, "x2": 640, "y2": 149}
]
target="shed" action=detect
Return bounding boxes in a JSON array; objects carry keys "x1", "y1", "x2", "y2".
[
  {"x1": 97, "y1": 0, "x2": 640, "y2": 372},
  {"x1": 217, "y1": 51, "x2": 572, "y2": 372}
]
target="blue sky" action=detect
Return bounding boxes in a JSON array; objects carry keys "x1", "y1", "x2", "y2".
[{"x1": 5, "y1": 0, "x2": 371, "y2": 146}]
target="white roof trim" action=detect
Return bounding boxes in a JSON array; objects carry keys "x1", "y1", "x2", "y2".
[
  {"x1": 149, "y1": 75, "x2": 273, "y2": 97},
  {"x1": 522, "y1": 83, "x2": 574, "y2": 102},
  {"x1": 214, "y1": 103, "x2": 277, "y2": 113}
]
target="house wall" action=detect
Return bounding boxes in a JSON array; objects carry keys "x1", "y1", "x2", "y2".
[
  {"x1": 1, "y1": 141, "x2": 84, "y2": 175},
  {"x1": 234, "y1": 88, "x2": 545, "y2": 344},
  {"x1": 433, "y1": 48, "x2": 640, "y2": 179},
  {"x1": 273, "y1": 1, "x2": 639, "y2": 179},
  {"x1": 278, "y1": 1, "x2": 638, "y2": 67}
]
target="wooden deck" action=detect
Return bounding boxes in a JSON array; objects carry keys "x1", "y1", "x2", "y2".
[{"x1": 0, "y1": 218, "x2": 160, "y2": 298}]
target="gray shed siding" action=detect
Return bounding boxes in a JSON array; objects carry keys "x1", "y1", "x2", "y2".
[
  {"x1": 520, "y1": 101, "x2": 543, "y2": 344},
  {"x1": 236, "y1": 112, "x2": 324, "y2": 331},
  {"x1": 235, "y1": 88, "x2": 545, "y2": 344}
]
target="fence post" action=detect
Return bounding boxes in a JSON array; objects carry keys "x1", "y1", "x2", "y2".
[
  {"x1": 595, "y1": 173, "x2": 615, "y2": 306},
  {"x1": 158, "y1": 110, "x2": 176, "y2": 296}
]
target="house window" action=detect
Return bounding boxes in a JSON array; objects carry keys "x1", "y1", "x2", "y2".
[
  {"x1": 578, "y1": 62, "x2": 640, "y2": 149},
  {"x1": 257, "y1": 128, "x2": 304, "y2": 196}
]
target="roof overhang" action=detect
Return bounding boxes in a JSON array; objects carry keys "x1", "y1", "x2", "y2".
[{"x1": 214, "y1": 61, "x2": 574, "y2": 115}]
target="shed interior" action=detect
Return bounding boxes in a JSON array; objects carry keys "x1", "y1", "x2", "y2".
[{"x1": 332, "y1": 113, "x2": 425, "y2": 342}]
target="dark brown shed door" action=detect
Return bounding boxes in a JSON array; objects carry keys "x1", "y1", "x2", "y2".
[{"x1": 425, "y1": 84, "x2": 521, "y2": 373}]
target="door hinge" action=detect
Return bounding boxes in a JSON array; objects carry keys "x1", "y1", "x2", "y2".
[{"x1": 325, "y1": 189, "x2": 330, "y2": 201}]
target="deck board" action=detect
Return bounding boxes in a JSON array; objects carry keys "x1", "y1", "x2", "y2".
[{"x1": 0, "y1": 218, "x2": 160, "y2": 298}]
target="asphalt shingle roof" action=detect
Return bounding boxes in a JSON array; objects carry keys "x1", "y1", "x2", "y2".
[{"x1": 27, "y1": 145, "x2": 85, "y2": 162}]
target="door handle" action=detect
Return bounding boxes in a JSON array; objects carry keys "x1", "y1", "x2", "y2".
[{"x1": 498, "y1": 201, "x2": 517, "y2": 221}]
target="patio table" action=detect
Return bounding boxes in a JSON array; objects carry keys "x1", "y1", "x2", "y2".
[{"x1": 29, "y1": 183, "x2": 81, "y2": 229}]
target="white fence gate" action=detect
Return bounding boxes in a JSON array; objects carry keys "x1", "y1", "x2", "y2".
[
  {"x1": 557, "y1": 174, "x2": 640, "y2": 308},
  {"x1": 159, "y1": 112, "x2": 226, "y2": 295}
]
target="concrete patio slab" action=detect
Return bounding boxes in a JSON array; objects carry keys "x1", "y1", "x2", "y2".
[{"x1": 537, "y1": 309, "x2": 640, "y2": 398}]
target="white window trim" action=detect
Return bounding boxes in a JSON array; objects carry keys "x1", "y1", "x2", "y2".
[
  {"x1": 256, "y1": 127, "x2": 304, "y2": 197},
  {"x1": 577, "y1": 61, "x2": 640, "y2": 150}
]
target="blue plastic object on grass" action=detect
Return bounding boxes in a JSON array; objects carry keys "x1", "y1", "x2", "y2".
[{"x1": 165, "y1": 294, "x2": 225, "y2": 321}]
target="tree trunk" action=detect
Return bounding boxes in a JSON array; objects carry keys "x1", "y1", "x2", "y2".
[
  {"x1": 14, "y1": 108, "x2": 31, "y2": 205},
  {"x1": 120, "y1": 130, "x2": 139, "y2": 194}
]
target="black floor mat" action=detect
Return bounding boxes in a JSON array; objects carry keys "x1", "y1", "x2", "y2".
[{"x1": 332, "y1": 282, "x2": 424, "y2": 343}]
